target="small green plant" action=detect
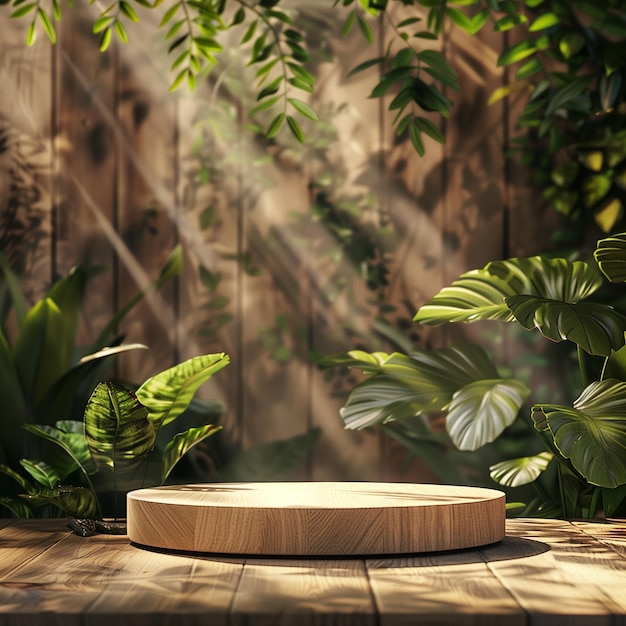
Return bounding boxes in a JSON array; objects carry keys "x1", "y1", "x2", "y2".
[
  {"x1": 0, "y1": 352, "x2": 230, "y2": 522},
  {"x1": 324, "y1": 232, "x2": 626, "y2": 519}
]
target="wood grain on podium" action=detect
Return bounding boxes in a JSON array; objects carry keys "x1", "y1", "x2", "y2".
[{"x1": 127, "y1": 482, "x2": 505, "y2": 555}]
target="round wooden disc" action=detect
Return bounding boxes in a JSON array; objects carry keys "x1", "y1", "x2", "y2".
[{"x1": 127, "y1": 482, "x2": 505, "y2": 556}]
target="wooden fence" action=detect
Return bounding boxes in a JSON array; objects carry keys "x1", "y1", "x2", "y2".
[{"x1": 0, "y1": 2, "x2": 551, "y2": 483}]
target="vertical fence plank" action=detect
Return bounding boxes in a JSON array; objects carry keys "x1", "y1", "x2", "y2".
[
  {"x1": 54, "y1": 7, "x2": 117, "y2": 348},
  {"x1": 305, "y1": 8, "x2": 388, "y2": 481},
  {"x1": 113, "y1": 25, "x2": 179, "y2": 385},
  {"x1": 0, "y1": 19, "x2": 53, "y2": 300}
]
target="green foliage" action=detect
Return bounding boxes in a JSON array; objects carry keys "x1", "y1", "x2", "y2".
[
  {"x1": 324, "y1": 232, "x2": 626, "y2": 519},
  {"x1": 7, "y1": 0, "x2": 626, "y2": 196},
  {"x1": 0, "y1": 247, "x2": 182, "y2": 517},
  {"x1": 1, "y1": 353, "x2": 229, "y2": 519},
  {"x1": 487, "y1": 0, "x2": 626, "y2": 235}
]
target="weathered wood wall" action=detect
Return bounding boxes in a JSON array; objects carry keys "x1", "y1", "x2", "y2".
[{"x1": 0, "y1": 2, "x2": 551, "y2": 482}]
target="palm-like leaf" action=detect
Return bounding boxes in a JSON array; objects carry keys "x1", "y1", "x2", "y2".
[
  {"x1": 489, "y1": 451, "x2": 553, "y2": 487},
  {"x1": 340, "y1": 345, "x2": 505, "y2": 430},
  {"x1": 533, "y1": 379, "x2": 626, "y2": 488},
  {"x1": 84, "y1": 382, "x2": 156, "y2": 478},
  {"x1": 506, "y1": 295, "x2": 626, "y2": 356},
  {"x1": 413, "y1": 269, "x2": 517, "y2": 324},
  {"x1": 161, "y1": 424, "x2": 222, "y2": 482},
  {"x1": 414, "y1": 256, "x2": 603, "y2": 326},
  {"x1": 594, "y1": 232, "x2": 626, "y2": 282},
  {"x1": 136, "y1": 353, "x2": 230, "y2": 431},
  {"x1": 446, "y1": 379, "x2": 530, "y2": 450}
]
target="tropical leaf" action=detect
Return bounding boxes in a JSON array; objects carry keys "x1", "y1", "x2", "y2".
[
  {"x1": 339, "y1": 345, "x2": 504, "y2": 430},
  {"x1": 489, "y1": 451, "x2": 553, "y2": 487},
  {"x1": 161, "y1": 424, "x2": 222, "y2": 482},
  {"x1": 490, "y1": 256, "x2": 602, "y2": 300},
  {"x1": 594, "y1": 232, "x2": 626, "y2": 282},
  {"x1": 415, "y1": 256, "x2": 605, "y2": 328},
  {"x1": 506, "y1": 295, "x2": 626, "y2": 356},
  {"x1": 533, "y1": 379, "x2": 626, "y2": 488},
  {"x1": 23, "y1": 421, "x2": 94, "y2": 478},
  {"x1": 46, "y1": 265, "x2": 88, "y2": 371},
  {"x1": 604, "y1": 344, "x2": 626, "y2": 381},
  {"x1": 84, "y1": 382, "x2": 156, "y2": 478},
  {"x1": 446, "y1": 379, "x2": 530, "y2": 450},
  {"x1": 413, "y1": 269, "x2": 519, "y2": 325},
  {"x1": 34, "y1": 343, "x2": 148, "y2": 426},
  {"x1": 12, "y1": 298, "x2": 66, "y2": 412},
  {"x1": 136, "y1": 353, "x2": 230, "y2": 431},
  {"x1": 0, "y1": 497, "x2": 38, "y2": 518},
  {"x1": 19, "y1": 459, "x2": 67, "y2": 489},
  {"x1": 22, "y1": 486, "x2": 98, "y2": 518}
]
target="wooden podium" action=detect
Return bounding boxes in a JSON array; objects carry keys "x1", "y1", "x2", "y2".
[{"x1": 127, "y1": 482, "x2": 505, "y2": 556}]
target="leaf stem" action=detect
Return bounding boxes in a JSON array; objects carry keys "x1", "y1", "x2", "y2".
[{"x1": 577, "y1": 344, "x2": 588, "y2": 388}]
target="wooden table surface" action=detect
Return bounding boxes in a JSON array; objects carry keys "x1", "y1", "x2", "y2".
[{"x1": 1, "y1": 517, "x2": 625, "y2": 625}]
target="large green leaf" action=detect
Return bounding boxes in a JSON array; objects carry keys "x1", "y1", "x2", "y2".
[
  {"x1": 136, "y1": 353, "x2": 230, "y2": 431},
  {"x1": 85, "y1": 382, "x2": 156, "y2": 478},
  {"x1": 340, "y1": 345, "x2": 503, "y2": 430},
  {"x1": 414, "y1": 256, "x2": 602, "y2": 326},
  {"x1": 19, "y1": 459, "x2": 69, "y2": 489},
  {"x1": 604, "y1": 344, "x2": 626, "y2": 381},
  {"x1": 23, "y1": 421, "x2": 94, "y2": 478},
  {"x1": 533, "y1": 379, "x2": 626, "y2": 487},
  {"x1": 506, "y1": 295, "x2": 626, "y2": 356},
  {"x1": 161, "y1": 424, "x2": 222, "y2": 482},
  {"x1": 22, "y1": 486, "x2": 98, "y2": 518},
  {"x1": 0, "y1": 497, "x2": 37, "y2": 518},
  {"x1": 489, "y1": 451, "x2": 553, "y2": 487},
  {"x1": 413, "y1": 269, "x2": 517, "y2": 324},
  {"x1": 594, "y1": 232, "x2": 626, "y2": 282},
  {"x1": 319, "y1": 350, "x2": 393, "y2": 375},
  {"x1": 490, "y1": 256, "x2": 603, "y2": 302},
  {"x1": 446, "y1": 379, "x2": 530, "y2": 450},
  {"x1": 12, "y1": 298, "x2": 66, "y2": 411},
  {"x1": 34, "y1": 343, "x2": 148, "y2": 426},
  {"x1": 46, "y1": 265, "x2": 88, "y2": 371}
]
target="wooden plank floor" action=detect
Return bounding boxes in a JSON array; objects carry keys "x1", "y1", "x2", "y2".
[{"x1": 0, "y1": 518, "x2": 625, "y2": 625}]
